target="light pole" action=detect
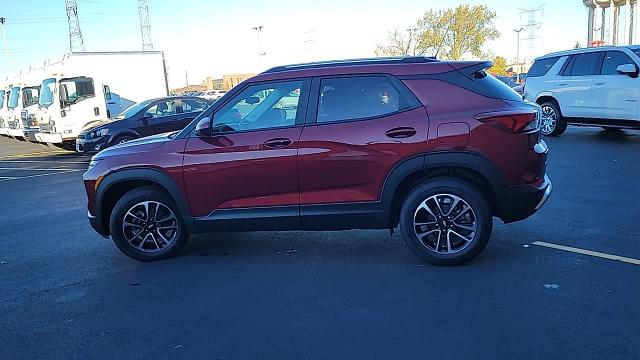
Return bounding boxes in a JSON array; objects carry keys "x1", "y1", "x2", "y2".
[
  {"x1": 252, "y1": 25, "x2": 265, "y2": 67},
  {"x1": 513, "y1": 27, "x2": 524, "y2": 83},
  {"x1": 0, "y1": 17, "x2": 10, "y2": 71}
]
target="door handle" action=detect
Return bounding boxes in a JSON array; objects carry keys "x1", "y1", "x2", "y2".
[
  {"x1": 594, "y1": 82, "x2": 606, "y2": 86},
  {"x1": 558, "y1": 83, "x2": 568, "y2": 86},
  {"x1": 385, "y1": 127, "x2": 417, "y2": 139},
  {"x1": 264, "y1": 138, "x2": 293, "y2": 149}
]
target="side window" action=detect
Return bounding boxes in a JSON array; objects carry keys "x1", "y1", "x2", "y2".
[
  {"x1": 317, "y1": 76, "x2": 407, "y2": 123},
  {"x1": 182, "y1": 100, "x2": 209, "y2": 112},
  {"x1": 145, "y1": 100, "x2": 178, "y2": 118},
  {"x1": 601, "y1": 51, "x2": 636, "y2": 75},
  {"x1": 213, "y1": 80, "x2": 304, "y2": 133},
  {"x1": 569, "y1": 52, "x2": 603, "y2": 76},
  {"x1": 527, "y1": 57, "x2": 560, "y2": 77}
]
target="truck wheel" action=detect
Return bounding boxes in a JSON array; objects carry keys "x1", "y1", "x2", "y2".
[
  {"x1": 399, "y1": 178, "x2": 492, "y2": 266},
  {"x1": 540, "y1": 101, "x2": 567, "y2": 136},
  {"x1": 109, "y1": 186, "x2": 189, "y2": 261}
]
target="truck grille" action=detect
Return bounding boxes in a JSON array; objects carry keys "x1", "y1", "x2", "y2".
[
  {"x1": 8, "y1": 120, "x2": 19, "y2": 129},
  {"x1": 39, "y1": 124, "x2": 53, "y2": 133}
]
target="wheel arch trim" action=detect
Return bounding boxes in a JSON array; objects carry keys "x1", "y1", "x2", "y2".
[{"x1": 95, "y1": 168, "x2": 197, "y2": 234}]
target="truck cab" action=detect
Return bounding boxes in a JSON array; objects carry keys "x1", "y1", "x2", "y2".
[
  {"x1": 6, "y1": 84, "x2": 25, "y2": 140},
  {"x1": 35, "y1": 75, "x2": 110, "y2": 146},
  {"x1": 0, "y1": 85, "x2": 8, "y2": 136},
  {"x1": 21, "y1": 85, "x2": 41, "y2": 141}
]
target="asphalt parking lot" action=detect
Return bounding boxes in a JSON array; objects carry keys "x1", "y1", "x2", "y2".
[{"x1": 1, "y1": 129, "x2": 639, "y2": 359}]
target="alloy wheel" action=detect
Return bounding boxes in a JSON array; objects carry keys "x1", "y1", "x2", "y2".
[
  {"x1": 122, "y1": 201, "x2": 179, "y2": 252},
  {"x1": 540, "y1": 105, "x2": 557, "y2": 135},
  {"x1": 413, "y1": 194, "x2": 477, "y2": 254}
]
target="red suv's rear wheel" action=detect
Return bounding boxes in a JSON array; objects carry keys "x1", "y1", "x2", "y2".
[{"x1": 399, "y1": 178, "x2": 492, "y2": 265}]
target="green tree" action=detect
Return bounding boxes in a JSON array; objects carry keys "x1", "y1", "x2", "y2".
[
  {"x1": 375, "y1": 5, "x2": 500, "y2": 60},
  {"x1": 489, "y1": 55, "x2": 508, "y2": 76}
]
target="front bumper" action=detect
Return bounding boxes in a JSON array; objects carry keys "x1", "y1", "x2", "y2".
[
  {"x1": 34, "y1": 132, "x2": 64, "y2": 143},
  {"x1": 498, "y1": 175, "x2": 552, "y2": 223},
  {"x1": 76, "y1": 136, "x2": 108, "y2": 154},
  {"x1": 88, "y1": 210, "x2": 109, "y2": 238},
  {"x1": 7, "y1": 128, "x2": 25, "y2": 138}
]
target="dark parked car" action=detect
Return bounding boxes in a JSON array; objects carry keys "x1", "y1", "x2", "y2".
[
  {"x1": 76, "y1": 96, "x2": 211, "y2": 154},
  {"x1": 496, "y1": 75, "x2": 524, "y2": 95},
  {"x1": 83, "y1": 57, "x2": 551, "y2": 265}
]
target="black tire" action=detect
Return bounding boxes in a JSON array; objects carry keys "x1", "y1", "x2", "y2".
[
  {"x1": 399, "y1": 178, "x2": 493, "y2": 266},
  {"x1": 540, "y1": 101, "x2": 567, "y2": 137},
  {"x1": 109, "y1": 186, "x2": 189, "y2": 261},
  {"x1": 112, "y1": 135, "x2": 135, "y2": 145}
]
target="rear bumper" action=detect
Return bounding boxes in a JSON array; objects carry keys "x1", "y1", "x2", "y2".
[{"x1": 498, "y1": 175, "x2": 552, "y2": 223}]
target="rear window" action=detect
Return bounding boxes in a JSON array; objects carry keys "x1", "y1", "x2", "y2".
[
  {"x1": 528, "y1": 57, "x2": 560, "y2": 77},
  {"x1": 467, "y1": 72, "x2": 523, "y2": 101}
]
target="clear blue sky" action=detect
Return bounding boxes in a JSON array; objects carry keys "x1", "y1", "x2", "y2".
[{"x1": 0, "y1": 0, "x2": 587, "y2": 88}]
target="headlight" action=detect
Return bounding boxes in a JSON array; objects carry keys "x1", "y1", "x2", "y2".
[{"x1": 89, "y1": 128, "x2": 109, "y2": 138}]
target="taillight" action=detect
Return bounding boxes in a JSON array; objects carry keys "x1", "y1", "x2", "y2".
[{"x1": 475, "y1": 111, "x2": 539, "y2": 133}]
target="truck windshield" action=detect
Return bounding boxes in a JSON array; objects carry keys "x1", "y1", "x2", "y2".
[
  {"x1": 39, "y1": 78, "x2": 56, "y2": 107},
  {"x1": 23, "y1": 87, "x2": 39, "y2": 107},
  {"x1": 0, "y1": 90, "x2": 4, "y2": 110},
  {"x1": 8, "y1": 86, "x2": 20, "y2": 109}
]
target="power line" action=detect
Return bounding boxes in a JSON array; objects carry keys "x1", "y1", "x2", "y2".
[{"x1": 519, "y1": 4, "x2": 545, "y2": 63}]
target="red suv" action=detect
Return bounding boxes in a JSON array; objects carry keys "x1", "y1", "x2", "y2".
[{"x1": 83, "y1": 57, "x2": 551, "y2": 265}]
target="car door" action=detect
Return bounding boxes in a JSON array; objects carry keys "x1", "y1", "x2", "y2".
[
  {"x1": 297, "y1": 75, "x2": 429, "y2": 229},
  {"x1": 138, "y1": 99, "x2": 180, "y2": 137},
  {"x1": 178, "y1": 98, "x2": 210, "y2": 129},
  {"x1": 554, "y1": 51, "x2": 603, "y2": 118},
  {"x1": 590, "y1": 50, "x2": 639, "y2": 121},
  {"x1": 182, "y1": 78, "x2": 310, "y2": 232}
]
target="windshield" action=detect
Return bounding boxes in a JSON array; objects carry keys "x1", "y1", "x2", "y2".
[
  {"x1": 115, "y1": 100, "x2": 154, "y2": 119},
  {"x1": 39, "y1": 78, "x2": 56, "y2": 107},
  {"x1": 23, "y1": 87, "x2": 40, "y2": 108},
  {"x1": 8, "y1": 86, "x2": 20, "y2": 109},
  {"x1": 0, "y1": 90, "x2": 4, "y2": 110}
]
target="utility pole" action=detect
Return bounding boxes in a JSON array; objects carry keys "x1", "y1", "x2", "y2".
[
  {"x1": 252, "y1": 25, "x2": 265, "y2": 67},
  {"x1": 513, "y1": 27, "x2": 524, "y2": 83},
  {"x1": 137, "y1": 0, "x2": 153, "y2": 50},
  {"x1": 65, "y1": 0, "x2": 86, "y2": 52},
  {"x1": 519, "y1": 4, "x2": 545, "y2": 66},
  {"x1": 184, "y1": 70, "x2": 188, "y2": 87},
  {"x1": 0, "y1": 17, "x2": 10, "y2": 70}
]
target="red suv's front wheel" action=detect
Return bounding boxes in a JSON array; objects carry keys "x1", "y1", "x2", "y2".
[{"x1": 399, "y1": 178, "x2": 492, "y2": 265}]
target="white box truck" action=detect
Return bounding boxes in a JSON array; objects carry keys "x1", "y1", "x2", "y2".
[
  {"x1": 33, "y1": 51, "x2": 169, "y2": 146},
  {"x1": 0, "y1": 81, "x2": 9, "y2": 136}
]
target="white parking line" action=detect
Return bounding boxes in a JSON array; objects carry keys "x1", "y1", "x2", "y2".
[
  {"x1": 0, "y1": 160, "x2": 88, "y2": 164},
  {"x1": 0, "y1": 167, "x2": 85, "y2": 171},
  {"x1": 532, "y1": 241, "x2": 640, "y2": 266},
  {"x1": 0, "y1": 169, "x2": 83, "y2": 182}
]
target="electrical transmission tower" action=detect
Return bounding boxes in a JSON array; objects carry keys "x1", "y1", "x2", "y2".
[
  {"x1": 137, "y1": 0, "x2": 153, "y2": 50},
  {"x1": 519, "y1": 4, "x2": 545, "y2": 63},
  {"x1": 65, "y1": 0, "x2": 85, "y2": 52}
]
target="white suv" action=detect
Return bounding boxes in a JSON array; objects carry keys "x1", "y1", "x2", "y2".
[{"x1": 524, "y1": 45, "x2": 640, "y2": 136}]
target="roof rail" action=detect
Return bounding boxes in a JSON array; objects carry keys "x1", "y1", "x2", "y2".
[{"x1": 262, "y1": 56, "x2": 438, "y2": 74}]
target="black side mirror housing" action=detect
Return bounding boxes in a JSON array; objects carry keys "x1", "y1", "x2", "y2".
[{"x1": 194, "y1": 117, "x2": 212, "y2": 137}]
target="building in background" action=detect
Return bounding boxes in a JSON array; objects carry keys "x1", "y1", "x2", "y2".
[
  {"x1": 170, "y1": 84, "x2": 206, "y2": 95},
  {"x1": 203, "y1": 77, "x2": 224, "y2": 91},
  {"x1": 584, "y1": 0, "x2": 639, "y2": 46},
  {"x1": 222, "y1": 73, "x2": 255, "y2": 90}
]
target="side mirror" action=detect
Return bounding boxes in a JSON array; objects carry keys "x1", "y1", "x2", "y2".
[
  {"x1": 194, "y1": 117, "x2": 212, "y2": 137},
  {"x1": 59, "y1": 84, "x2": 69, "y2": 106},
  {"x1": 616, "y1": 63, "x2": 638, "y2": 77}
]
